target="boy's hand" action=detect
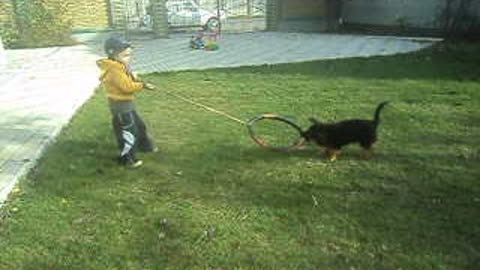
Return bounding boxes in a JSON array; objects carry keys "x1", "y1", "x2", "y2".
[
  {"x1": 144, "y1": 82, "x2": 156, "y2": 90},
  {"x1": 132, "y1": 72, "x2": 139, "y2": 80}
]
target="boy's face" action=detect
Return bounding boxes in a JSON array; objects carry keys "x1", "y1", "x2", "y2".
[{"x1": 117, "y1": 47, "x2": 133, "y2": 64}]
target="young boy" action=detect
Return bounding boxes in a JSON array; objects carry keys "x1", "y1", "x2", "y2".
[
  {"x1": 97, "y1": 36, "x2": 157, "y2": 168},
  {"x1": 190, "y1": 27, "x2": 205, "y2": 50}
]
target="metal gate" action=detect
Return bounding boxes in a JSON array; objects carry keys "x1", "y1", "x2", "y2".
[
  {"x1": 122, "y1": 0, "x2": 266, "y2": 32},
  {"x1": 222, "y1": 0, "x2": 266, "y2": 18},
  {"x1": 124, "y1": 0, "x2": 152, "y2": 30}
]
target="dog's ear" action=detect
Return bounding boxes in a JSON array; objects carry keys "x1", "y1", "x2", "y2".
[{"x1": 308, "y1": 118, "x2": 320, "y2": 125}]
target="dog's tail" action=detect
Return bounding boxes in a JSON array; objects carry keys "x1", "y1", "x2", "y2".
[{"x1": 373, "y1": 101, "x2": 389, "y2": 127}]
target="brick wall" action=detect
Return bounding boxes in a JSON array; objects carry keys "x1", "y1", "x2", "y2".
[
  {"x1": 282, "y1": 0, "x2": 326, "y2": 18},
  {"x1": 0, "y1": 0, "x2": 15, "y2": 26},
  {"x1": 0, "y1": 0, "x2": 111, "y2": 30},
  {"x1": 65, "y1": 0, "x2": 110, "y2": 29},
  {"x1": 266, "y1": 0, "x2": 279, "y2": 30},
  {"x1": 276, "y1": 0, "x2": 328, "y2": 32}
]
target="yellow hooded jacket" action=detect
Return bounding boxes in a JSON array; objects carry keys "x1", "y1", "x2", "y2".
[{"x1": 97, "y1": 59, "x2": 145, "y2": 101}]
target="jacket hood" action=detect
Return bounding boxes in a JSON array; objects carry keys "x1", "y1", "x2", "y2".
[
  {"x1": 97, "y1": 58, "x2": 123, "y2": 70},
  {"x1": 97, "y1": 58, "x2": 123, "y2": 81}
]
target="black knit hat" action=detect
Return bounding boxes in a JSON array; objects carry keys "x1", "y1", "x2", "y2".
[{"x1": 104, "y1": 36, "x2": 131, "y2": 58}]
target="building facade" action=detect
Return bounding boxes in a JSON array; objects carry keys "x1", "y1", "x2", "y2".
[
  {"x1": 0, "y1": 0, "x2": 110, "y2": 30},
  {"x1": 2, "y1": 0, "x2": 479, "y2": 34}
]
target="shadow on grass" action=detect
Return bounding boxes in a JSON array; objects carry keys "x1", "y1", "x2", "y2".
[
  {"x1": 209, "y1": 42, "x2": 480, "y2": 83},
  {"x1": 159, "y1": 137, "x2": 480, "y2": 269}
]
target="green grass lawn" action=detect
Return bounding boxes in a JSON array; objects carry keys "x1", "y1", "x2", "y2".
[{"x1": 1, "y1": 42, "x2": 479, "y2": 270}]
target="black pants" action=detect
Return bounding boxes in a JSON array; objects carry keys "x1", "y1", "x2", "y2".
[{"x1": 112, "y1": 110, "x2": 154, "y2": 163}]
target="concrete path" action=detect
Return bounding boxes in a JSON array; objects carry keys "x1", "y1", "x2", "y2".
[{"x1": 0, "y1": 32, "x2": 438, "y2": 204}]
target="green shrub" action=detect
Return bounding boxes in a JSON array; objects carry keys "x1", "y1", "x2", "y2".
[
  {"x1": 0, "y1": 23, "x2": 19, "y2": 48},
  {"x1": 13, "y1": 0, "x2": 75, "y2": 48}
]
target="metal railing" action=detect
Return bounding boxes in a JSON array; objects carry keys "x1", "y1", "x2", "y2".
[{"x1": 123, "y1": 0, "x2": 266, "y2": 30}]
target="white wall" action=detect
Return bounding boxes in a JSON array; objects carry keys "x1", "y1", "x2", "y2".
[
  {"x1": 0, "y1": 37, "x2": 5, "y2": 71},
  {"x1": 342, "y1": 0, "x2": 480, "y2": 29}
]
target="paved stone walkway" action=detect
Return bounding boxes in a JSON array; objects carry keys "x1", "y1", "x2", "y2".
[{"x1": 0, "y1": 32, "x2": 439, "y2": 204}]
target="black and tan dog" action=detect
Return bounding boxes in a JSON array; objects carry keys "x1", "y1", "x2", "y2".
[{"x1": 302, "y1": 102, "x2": 389, "y2": 161}]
